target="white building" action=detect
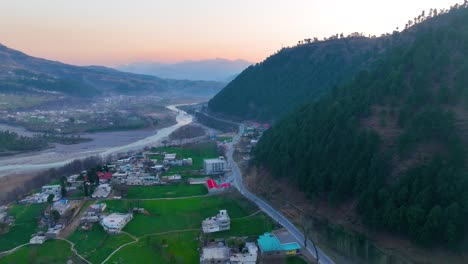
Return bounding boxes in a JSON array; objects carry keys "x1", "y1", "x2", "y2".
[
  {"x1": 203, "y1": 158, "x2": 227, "y2": 175},
  {"x1": 164, "y1": 153, "x2": 177, "y2": 161},
  {"x1": 41, "y1": 185, "x2": 62, "y2": 197},
  {"x1": 100, "y1": 213, "x2": 133, "y2": 234},
  {"x1": 30, "y1": 236, "x2": 46, "y2": 244},
  {"x1": 230, "y1": 242, "x2": 258, "y2": 264},
  {"x1": 202, "y1": 210, "x2": 230, "y2": 233},
  {"x1": 92, "y1": 184, "x2": 112, "y2": 198}
]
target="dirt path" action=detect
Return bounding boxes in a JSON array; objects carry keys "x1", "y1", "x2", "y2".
[
  {"x1": 101, "y1": 229, "x2": 200, "y2": 264},
  {"x1": 0, "y1": 243, "x2": 30, "y2": 257},
  {"x1": 59, "y1": 200, "x2": 94, "y2": 239},
  {"x1": 57, "y1": 238, "x2": 92, "y2": 264}
]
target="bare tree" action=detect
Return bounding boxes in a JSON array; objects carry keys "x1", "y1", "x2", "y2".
[{"x1": 300, "y1": 213, "x2": 319, "y2": 263}]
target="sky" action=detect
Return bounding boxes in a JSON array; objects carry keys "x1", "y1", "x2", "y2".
[{"x1": 0, "y1": 0, "x2": 462, "y2": 66}]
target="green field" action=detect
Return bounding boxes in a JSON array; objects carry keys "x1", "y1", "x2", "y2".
[
  {"x1": 65, "y1": 193, "x2": 277, "y2": 263},
  {"x1": 126, "y1": 184, "x2": 208, "y2": 199},
  {"x1": 68, "y1": 224, "x2": 134, "y2": 264},
  {"x1": 0, "y1": 204, "x2": 47, "y2": 252},
  {"x1": 212, "y1": 213, "x2": 276, "y2": 238},
  {"x1": 0, "y1": 240, "x2": 76, "y2": 264},
  {"x1": 107, "y1": 231, "x2": 199, "y2": 264},
  {"x1": 104, "y1": 194, "x2": 256, "y2": 236},
  {"x1": 151, "y1": 142, "x2": 219, "y2": 172}
]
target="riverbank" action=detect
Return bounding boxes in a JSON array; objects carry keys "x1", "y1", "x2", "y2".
[{"x1": 0, "y1": 104, "x2": 192, "y2": 178}]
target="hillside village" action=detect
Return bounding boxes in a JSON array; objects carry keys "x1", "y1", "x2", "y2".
[{"x1": 0, "y1": 122, "x2": 307, "y2": 264}]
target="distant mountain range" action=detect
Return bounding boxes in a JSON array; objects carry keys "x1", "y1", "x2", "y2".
[
  {"x1": 116, "y1": 59, "x2": 252, "y2": 82},
  {"x1": 0, "y1": 44, "x2": 224, "y2": 98}
]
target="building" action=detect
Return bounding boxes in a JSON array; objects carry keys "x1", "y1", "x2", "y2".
[
  {"x1": 41, "y1": 185, "x2": 62, "y2": 197},
  {"x1": 100, "y1": 213, "x2": 133, "y2": 234},
  {"x1": 52, "y1": 199, "x2": 70, "y2": 215},
  {"x1": 92, "y1": 184, "x2": 112, "y2": 198},
  {"x1": 230, "y1": 242, "x2": 258, "y2": 264},
  {"x1": 30, "y1": 236, "x2": 46, "y2": 244},
  {"x1": 204, "y1": 158, "x2": 227, "y2": 175},
  {"x1": 202, "y1": 210, "x2": 230, "y2": 233},
  {"x1": 200, "y1": 245, "x2": 230, "y2": 264},
  {"x1": 257, "y1": 233, "x2": 301, "y2": 256},
  {"x1": 164, "y1": 153, "x2": 177, "y2": 161},
  {"x1": 206, "y1": 179, "x2": 231, "y2": 193},
  {"x1": 161, "y1": 174, "x2": 182, "y2": 183},
  {"x1": 97, "y1": 172, "x2": 113, "y2": 183},
  {"x1": 45, "y1": 224, "x2": 63, "y2": 239}
]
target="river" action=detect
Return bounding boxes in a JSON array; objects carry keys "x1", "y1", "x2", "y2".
[{"x1": 0, "y1": 105, "x2": 192, "y2": 177}]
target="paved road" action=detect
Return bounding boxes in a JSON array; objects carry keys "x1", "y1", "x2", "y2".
[{"x1": 226, "y1": 124, "x2": 335, "y2": 264}]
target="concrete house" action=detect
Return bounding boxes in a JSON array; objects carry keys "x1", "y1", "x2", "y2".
[
  {"x1": 202, "y1": 210, "x2": 230, "y2": 233},
  {"x1": 203, "y1": 158, "x2": 227, "y2": 175}
]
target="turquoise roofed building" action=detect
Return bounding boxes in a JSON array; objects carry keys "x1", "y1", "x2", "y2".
[{"x1": 257, "y1": 233, "x2": 301, "y2": 256}]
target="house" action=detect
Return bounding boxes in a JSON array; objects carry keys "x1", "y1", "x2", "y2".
[
  {"x1": 161, "y1": 174, "x2": 182, "y2": 183},
  {"x1": 100, "y1": 213, "x2": 133, "y2": 234},
  {"x1": 52, "y1": 199, "x2": 70, "y2": 215},
  {"x1": 30, "y1": 236, "x2": 46, "y2": 244},
  {"x1": 230, "y1": 242, "x2": 258, "y2": 264},
  {"x1": 164, "y1": 153, "x2": 177, "y2": 161},
  {"x1": 45, "y1": 224, "x2": 63, "y2": 239},
  {"x1": 92, "y1": 184, "x2": 112, "y2": 198},
  {"x1": 202, "y1": 210, "x2": 230, "y2": 233},
  {"x1": 204, "y1": 158, "x2": 227, "y2": 175},
  {"x1": 97, "y1": 172, "x2": 113, "y2": 183},
  {"x1": 189, "y1": 177, "x2": 209, "y2": 185},
  {"x1": 200, "y1": 245, "x2": 230, "y2": 264},
  {"x1": 41, "y1": 185, "x2": 62, "y2": 197},
  {"x1": 206, "y1": 179, "x2": 230, "y2": 193},
  {"x1": 257, "y1": 233, "x2": 301, "y2": 256},
  {"x1": 89, "y1": 203, "x2": 107, "y2": 213}
]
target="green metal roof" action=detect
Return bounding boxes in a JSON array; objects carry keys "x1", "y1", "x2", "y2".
[{"x1": 257, "y1": 233, "x2": 301, "y2": 252}]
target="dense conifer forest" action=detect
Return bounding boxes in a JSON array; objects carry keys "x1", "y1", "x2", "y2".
[{"x1": 254, "y1": 4, "x2": 468, "y2": 246}]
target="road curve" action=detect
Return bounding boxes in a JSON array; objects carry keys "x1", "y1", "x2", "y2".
[{"x1": 226, "y1": 124, "x2": 335, "y2": 264}]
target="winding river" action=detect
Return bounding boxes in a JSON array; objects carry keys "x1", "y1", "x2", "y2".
[{"x1": 0, "y1": 105, "x2": 192, "y2": 177}]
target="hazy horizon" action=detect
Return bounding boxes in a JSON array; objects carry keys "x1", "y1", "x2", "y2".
[{"x1": 0, "y1": 0, "x2": 462, "y2": 67}]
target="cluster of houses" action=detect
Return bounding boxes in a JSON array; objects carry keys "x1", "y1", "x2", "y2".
[
  {"x1": 79, "y1": 202, "x2": 133, "y2": 234},
  {"x1": 19, "y1": 185, "x2": 62, "y2": 204},
  {"x1": 199, "y1": 208, "x2": 302, "y2": 263}
]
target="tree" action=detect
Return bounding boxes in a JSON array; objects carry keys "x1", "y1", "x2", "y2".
[
  {"x1": 47, "y1": 194, "x2": 55, "y2": 203},
  {"x1": 83, "y1": 183, "x2": 89, "y2": 197},
  {"x1": 51, "y1": 210, "x2": 61, "y2": 224},
  {"x1": 60, "y1": 176, "x2": 67, "y2": 197},
  {"x1": 300, "y1": 213, "x2": 319, "y2": 263}
]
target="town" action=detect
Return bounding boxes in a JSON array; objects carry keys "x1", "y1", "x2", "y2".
[{"x1": 0, "y1": 122, "x2": 308, "y2": 264}]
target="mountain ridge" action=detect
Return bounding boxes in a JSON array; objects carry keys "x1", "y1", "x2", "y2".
[
  {"x1": 0, "y1": 44, "x2": 224, "y2": 98},
  {"x1": 116, "y1": 58, "x2": 252, "y2": 82}
]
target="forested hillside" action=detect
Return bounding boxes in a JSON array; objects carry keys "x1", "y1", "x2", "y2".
[
  {"x1": 208, "y1": 29, "x2": 407, "y2": 121},
  {"x1": 254, "y1": 4, "x2": 468, "y2": 246}
]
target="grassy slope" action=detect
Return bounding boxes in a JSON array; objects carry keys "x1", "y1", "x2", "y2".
[
  {"x1": 0, "y1": 240, "x2": 74, "y2": 264},
  {"x1": 68, "y1": 224, "x2": 133, "y2": 264},
  {"x1": 67, "y1": 194, "x2": 277, "y2": 263},
  {"x1": 107, "y1": 231, "x2": 199, "y2": 264},
  {"x1": 0, "y1": 204, "x2": 47, "y2": 252}
]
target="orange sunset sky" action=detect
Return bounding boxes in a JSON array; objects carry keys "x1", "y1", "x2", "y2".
[{"x1": 0, "y1": 0, "x2": 461, "y2": 66}]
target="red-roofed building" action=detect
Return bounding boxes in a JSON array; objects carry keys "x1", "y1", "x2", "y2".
[
  {"x1": 206, "y1": 179, "x2": 230, "y2": 193},
  {"x1": 97, "y1": 172, "x2": 113, "y2": 183}
]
